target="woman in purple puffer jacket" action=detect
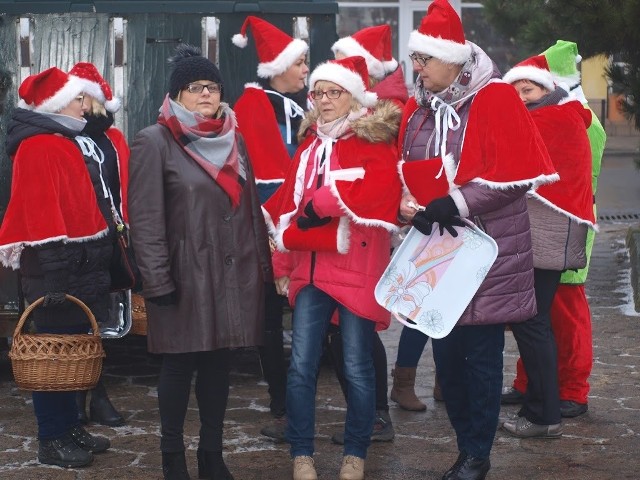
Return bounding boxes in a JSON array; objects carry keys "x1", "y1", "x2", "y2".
[{"x1": 395, "y1": 1, "x2": 557, "y2": 479}]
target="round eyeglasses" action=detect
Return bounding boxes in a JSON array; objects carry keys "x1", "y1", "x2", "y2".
[
  {"x1": 185, "y1": 83, "x2": 221, "y2": 94},
  {"x1": 409, "y1": 53, "x2": 434, "y2": 67},
  {"x1": 310, "y1": 89, "x2": 348, "y2": 100}
]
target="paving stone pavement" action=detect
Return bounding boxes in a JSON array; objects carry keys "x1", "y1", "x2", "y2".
[{"x1": 1, "y1": 135, "x2": 640, "y2": 479}]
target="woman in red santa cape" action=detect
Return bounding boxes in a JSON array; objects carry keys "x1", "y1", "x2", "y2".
[
  {"x1": 327, "y1": 23, "x2": 407, "y2": 446},
  {"x1": 262, "y1": 55, "x2": 401, "y2": 480},
  {"x1": 396, "y1": 1, "x2": 557, "y2": 478},
  {"x1": 0, "y1": 67, "x2": 114, "y2": 468},
  {"x1": 501, "y1": 55, "x2": 595, "y2": 440}
]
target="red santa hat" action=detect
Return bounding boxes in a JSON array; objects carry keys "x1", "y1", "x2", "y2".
[
  {"x1": 408, "y1": 0, "x2": 471, "y2": 65},
  {"x1": 18, "y1": 66, "x2": 86, "y2": 113},
  {"x1": 331, "y1": 25, "x2": 398, "y2": 80},
  {"x1": 308, "y1": 56, "x2": 378, "y2": 108},
  {"x1": 502, "y1": 55, "x2": 556, "y2": 92},
  {"x1": 69, "y1": 62, "x2": 122, "y2": 112},
  {"x1": 232, "y1": 16, "x2": 308, "y2": 79}
]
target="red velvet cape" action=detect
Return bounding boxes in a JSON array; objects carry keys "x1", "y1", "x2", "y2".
[{"x1": 0, "y1": 134, "x2": 107, "y2": 269}]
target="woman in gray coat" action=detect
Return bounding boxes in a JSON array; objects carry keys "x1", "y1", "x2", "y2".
[{"x1": 128, "y1": 45, "x2": 272, "y2": 480}]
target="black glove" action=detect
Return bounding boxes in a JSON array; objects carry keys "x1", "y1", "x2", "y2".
[
  {"x1": 296, "y1": 201, "x2": 331, "y2": 230},
  {"x1": 412, "y1": 196, "x2": 465, "y2": 237},
  {"x1": 43, "y1": 291, "x2": 67, "y2": 308},
  {"x1": 147, "y1": 290, "x2": 178, "y2": 307},
  {"x1": 42, "y1": 269, "x2": 69, "y2": 308}
]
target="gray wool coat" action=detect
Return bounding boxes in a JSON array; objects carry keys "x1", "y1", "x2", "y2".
[{"x1": 128, "y1": 122, "x2": 272, "y2": 354}]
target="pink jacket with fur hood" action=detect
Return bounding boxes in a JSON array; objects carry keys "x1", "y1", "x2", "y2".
[{"x1": 265, "y1": 102, "x2": 402, "y2": 329}]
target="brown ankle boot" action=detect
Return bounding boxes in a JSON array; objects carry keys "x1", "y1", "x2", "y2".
[
  {"x1": 433, "y1": 373, "x2": 444, "y2": 402},
  {"x1": 390, "y1": 365, "x2": 426, "y2": 411}
]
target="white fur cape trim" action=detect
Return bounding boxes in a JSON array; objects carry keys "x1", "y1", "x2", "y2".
[
  {"x1": 328, "y1": 177, "x2": 398, "y2": 233},
  {"x1": 528, "y1": 191, "x2": 598, "y2": 231},
  {"x1": 0, "y1": 228, "x2": 109, "y2": 270}
]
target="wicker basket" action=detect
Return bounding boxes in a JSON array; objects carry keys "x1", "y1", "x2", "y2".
[
  {"x1": 130, "y1": 293, "x2": 148, "y2": 336},
  {"x1": 9, "y1": 295, "x2": 105, "y2": 391}
]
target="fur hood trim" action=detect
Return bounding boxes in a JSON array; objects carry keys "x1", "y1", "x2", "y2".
[{"x1": 298, "y1": 101, "x2": 401, "y2": 145}]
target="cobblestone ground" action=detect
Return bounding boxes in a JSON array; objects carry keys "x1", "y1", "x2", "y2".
[{"x1": 1, "y1": 221, "x2": 639, "y2": 479}]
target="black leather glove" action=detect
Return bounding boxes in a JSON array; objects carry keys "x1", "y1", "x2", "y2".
[
  {"x1": 296, "y1": 201, "x2": 331, "y2": 230},
  {"x1": 147, "y1": 291, "x2": 178, "y2": 307},
  {"x1": 42, "y1": 269, "x2": 69, "y2": 308},
  {"x1": 412, "y1": 196, "x2": 465, "y2": 237},
  {"x1": 43, "y1": 291, "x2": 67, "y2": 307}
]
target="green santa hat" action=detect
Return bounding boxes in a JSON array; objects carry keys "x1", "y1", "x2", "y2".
[{"x1": 541, "y1": 40, "x2": 582, "y2": 89}]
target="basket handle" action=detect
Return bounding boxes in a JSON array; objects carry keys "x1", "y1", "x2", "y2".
[{"x1": 11, "y1": 295, "x2": 100, "y2": 338}]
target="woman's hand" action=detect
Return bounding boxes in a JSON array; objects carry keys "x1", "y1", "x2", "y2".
[
  {"x1": 399, "y1": 194, "x2": 421, "y2": 222},
  {"x1": 275, "y1": 276, "x2": 290, "y2": 296}
]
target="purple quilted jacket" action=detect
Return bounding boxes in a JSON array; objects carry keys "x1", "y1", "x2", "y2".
[
  {"x1": 402, "y1": 98, "x2": 537, "y2": 326},
  {"x1": 456, "y1": 184, "x2": 537, "y2": 326}
]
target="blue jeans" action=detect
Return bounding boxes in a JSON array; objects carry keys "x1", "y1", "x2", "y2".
[
  {"x1": 32, "y1": 323, "x2": 88, "y2": 440},
  {"x1": 432, "y1": 324, "x2": 504, "y2": 459},
  {"x1": 286, "y1": 285, "x2": 376, "y2": 459}
]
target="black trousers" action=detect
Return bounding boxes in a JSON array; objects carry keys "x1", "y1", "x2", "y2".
[
  {"x1": 433, "y1": 323, "x2": 505, "y2": 459},
  {"x1": 258, "y1": 282, "x2": 287, "y2": 417},
  {"x1": 510, "y1": 268, "x2": 562, "y2": 425},
  {"x1": 158, "y1": 349, "x2": 231, "y2": 453}
]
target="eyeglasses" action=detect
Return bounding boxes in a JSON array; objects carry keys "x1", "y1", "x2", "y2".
[
  {"x1": 184, "y1": 83, "x2": 221, "y2": 94},
  {"x1": 409, "y1": 53, "x2": 434, "y2": 67},
  {"x1": 310, "y1": 89, "x2": 348, "y2": 100}
]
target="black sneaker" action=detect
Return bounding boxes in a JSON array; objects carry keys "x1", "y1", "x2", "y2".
[
  {"x1": 68, "y1": 424, "x2": 111, "y2": 453},
  {"x1": 331, "y1": 410, "x2": 395, "y2": 445},
  {"x1": 560, "y1": 400, "x2": 588, "y2": 418},
  {"x1": 260, "y1": 415, "x2": 287, "y2": 443},
  {"x1": 500, "y1": 387, "x2": 524, "y2": 405},
  {"x1": 38, "y1": 434, "x2": 93, "y2": 468}
]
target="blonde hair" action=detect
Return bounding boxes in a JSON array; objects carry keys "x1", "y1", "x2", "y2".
[{"x1": 89, "y1": 97, "x2": 107, "y2": 117}]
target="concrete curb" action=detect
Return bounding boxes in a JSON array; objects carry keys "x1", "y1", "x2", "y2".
[{"x1": 625, "y1": 227, "x2": 640, "y2": 312}]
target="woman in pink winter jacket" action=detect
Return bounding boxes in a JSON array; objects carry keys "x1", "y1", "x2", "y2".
[{"x1": 263, "y1": 56, "x2": 401, "y2": 480}]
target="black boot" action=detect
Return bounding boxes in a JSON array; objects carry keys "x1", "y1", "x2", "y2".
[
  {"x1": 162, "y1": 451, "x2": 191, "y2": 480},
  {"x1": 450, "y1": 456, "x2": 490, "y2": 480},
  {"x1": 68, "y1": 424, "x2": 110, "y2": 453},
  {"x1": 76, "y1": 390, "x2": 89, "y2": 424},
  {"x1": 39, "y1": 433, "x2": 93, "y2": 468},
  {"x1": 442, "y1": 452, "x2": 467, "y2": 479},
  {"x1": 258, "y1": 329, "x2": 287, "y2": 417},
  {"x1": 197, "y1": 448, "x2": 234, "y2": 480},
  {"x1": 89, "y1": 378, "x2": 125, "y2": 427}
]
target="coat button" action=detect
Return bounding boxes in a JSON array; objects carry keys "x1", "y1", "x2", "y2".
[
  {"x1": 224, "y1": 256, "x2": 233, "y2": 265},
  {"x1": 223, "y1": 214, "x2": 231, "y2": 222},
  {"x1": 361, "y1": 241, "x2": 367, "y2": 247}
]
